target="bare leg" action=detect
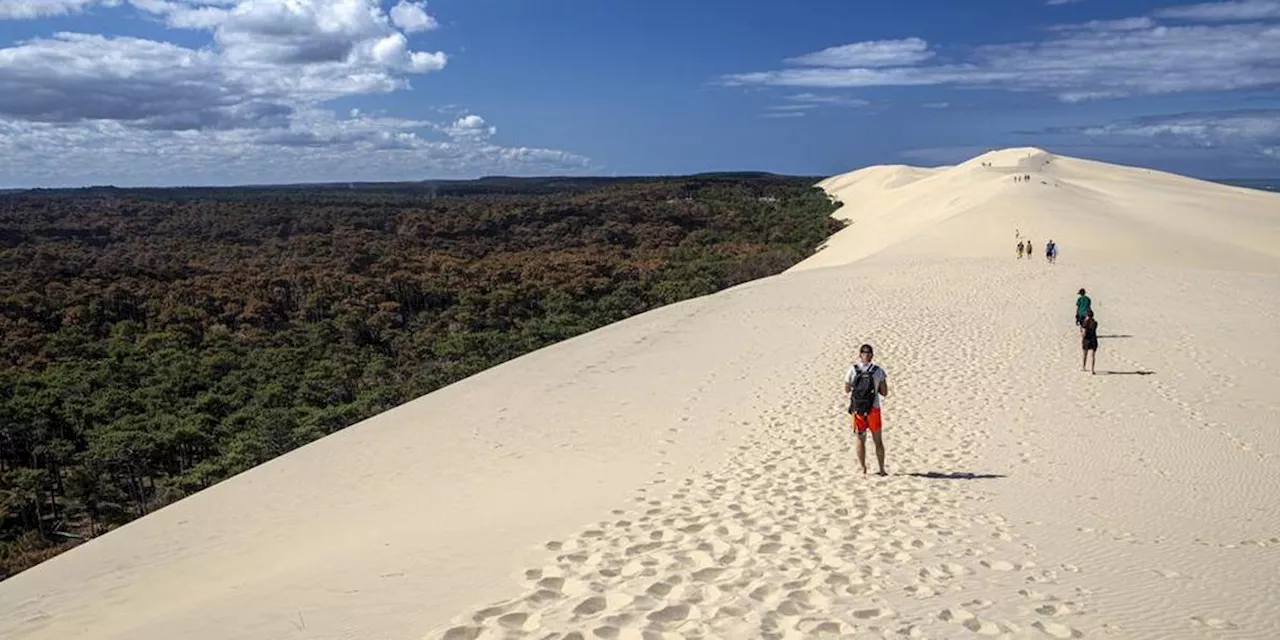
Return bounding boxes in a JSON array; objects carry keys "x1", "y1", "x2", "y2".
[
  {"x1": 856, "y1": 433, "x2": 868, "y2": 474},
  {"x1": 872, "y1": 431, "x2": 886, "y2": 475},
  {"x1": 1089, "y1": 349, "x2": 1096, "y2": 374},
  {"x1": 1082, "y1": 348, "x2": 1088, "y2": 371}
]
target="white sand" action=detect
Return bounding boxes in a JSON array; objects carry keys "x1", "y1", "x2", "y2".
[
  {"x1": 2, "y1": 148, "x2": 1279, "y2": 639},
  {"x1": 799, "y1": 147, "x2": 1280, "y2": 273}
]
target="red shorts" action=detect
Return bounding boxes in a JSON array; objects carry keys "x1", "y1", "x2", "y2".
[{"x1": 853, "y1": 407, "x2": 882, "y2": 435}]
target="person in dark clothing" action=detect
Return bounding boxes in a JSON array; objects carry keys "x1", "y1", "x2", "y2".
[
  {"x1": 844, "y1": 344, "x2": 890, "y2": 475},
  {"x1": 1081, "y1": 309, "x2": 1099, "y2": 374}
]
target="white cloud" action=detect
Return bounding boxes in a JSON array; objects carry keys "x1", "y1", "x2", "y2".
[
  {"x1": 1046, "y1": 0, "x2": 1084, "y2": 5},
  {"x1": 126, "y1": 1, "x2": 235, "y2": 29},
  {"x1": 1074, "y1": 110, "x2": 1280, "y2": 147},
  {"x1": 922, "y1": 102, "x2": 949, "y2": 109},
  {"x1": 0, "y1": 0, "x2": 589, "y2": 185},
  {"x1": 1154, "y1": 0, "x2": 1280, "y2": 22},
  {"x1": 0, "y1": 111, "x2": 593, "y2": 187},
  {"x1": 0, "y1": 0, "x2": 116, "y2": 18},
  {"x1": 1, "y1": 1, "x2": 449, "y2": 104},
  {"x1": 785, "y1": 38, "x2": 933, "y2": 68},
  {"x1": 213, "y1": 0, "x2": 420, "y2": 67},
  {"x1": 1050, "y1": 17, "x2": 1155, "y2": 31},
  {"x1": 760, "y1": 111, "x2": 805, "y2": 119},
  {"x1": 0, "y1": 32, "x2": 247, "y2": 127},
  {"x1": 785, "y1": 92, "x2": 870, "y2": 107},
  {"x1": 0, "y1": 0, "x2": 586, "y2": 185},
  {"x1": 439, "y1": 114, "x2": 496, "y2": 139},
  {"x1": 726, "y1": 65, "x2": 980, "y2": 89},
  {"x1": 1021, "y1": 110, "x2": 1280, "y2": 167},
  {"x1": 721, "y1": 14, "x2": 1280, "y2": 101},
  {"x1": 390, "y1": 0, "x2": 437, "y2": 33}
]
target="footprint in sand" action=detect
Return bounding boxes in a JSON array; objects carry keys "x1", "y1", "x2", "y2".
[
  {"x1": 981, "y1": 559, "x2": 1021, "y2": 571},
  {"x1": 440, "y1": 626, "x2": 482, "y2": 640},
  {"x1": 1191, "y1": 615, "x2": 1239, "y2": 630},
  {"x1": 963, "y1": 617, "x2": 1007, "y2": 636},
  {"x1": 1036, "y1": 603, "x2": 1072, "y2": 617},
  {"x1": 938, "y1": 606, "x2": 976, "y2": 623},
  {"x1": 1032, "y1": 620, "x2": 1084, "y2": 638}
]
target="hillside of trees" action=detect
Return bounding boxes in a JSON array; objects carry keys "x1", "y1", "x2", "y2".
[{"x1": 0, "y1": 175, "x2": 842, "y2": 579}]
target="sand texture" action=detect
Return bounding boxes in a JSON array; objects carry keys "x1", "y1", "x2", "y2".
[{"x1": 2, "y1": 148, "x2": 1278, "y2": 640}]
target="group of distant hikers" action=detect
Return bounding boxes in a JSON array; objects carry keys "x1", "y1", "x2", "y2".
[
  {"x1": 840, "y1": 288, "x2": 1098, "y2": 476},
  {"x1": 1015, "y1": 229, "x2": 1057, "y2": 262}
]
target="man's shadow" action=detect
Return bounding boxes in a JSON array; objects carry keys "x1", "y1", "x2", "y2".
[{"x1": 1094, "y1": 370, "x2": 1155, "y2": 376}]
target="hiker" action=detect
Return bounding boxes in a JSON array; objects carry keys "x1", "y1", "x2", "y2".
[
  {"x1": 1075, "y1": 288, "x2": 1092, "y2": 335},
  {"x1": 1017, "y1": 241, "x2": 1025, "y2": 259},
  {"x1": 1046, "y1": 240, "x2": 1056, "y2": 263},
  {"x1": 845, "y1": 343, "x2": 890, "y2": 475},
  {"x1": 1026, "y1": 241, "x2": 1034, "y2": 258},
  {"x1": 1081, "y1": 309, "x2": 1099, "y2": 373}
]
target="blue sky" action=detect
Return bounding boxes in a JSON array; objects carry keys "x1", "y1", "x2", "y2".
[{"x1": 0, "y1": 0, "x2": 1278, "y2": 187}]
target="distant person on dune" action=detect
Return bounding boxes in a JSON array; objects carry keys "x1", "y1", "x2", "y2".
[
  {"x1": 1076, "y1": 288, "x2": 1092, "y2": 335},
  {"x1": 1017, "y1": 241, "x2": 1025, "y2": 259},
  {"x1": 845, "y1": 344, "x2": 890, "y2": 476},
  {"x1": 1081, "y1": 310, "x2": 1099, "y2": 374},
  {"x1": 1046, "y1": 240, "x2": 1056, "y2": 263},
  {"x1": 1026, "y1": 241, "x2": 1034, "y2": 258}
]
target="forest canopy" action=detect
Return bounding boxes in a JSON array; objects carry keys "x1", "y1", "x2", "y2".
[{"x1": 0, "y1": 174, "x2": 842, "y2": 579}]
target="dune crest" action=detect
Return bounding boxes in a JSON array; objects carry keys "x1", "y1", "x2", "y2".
[{"x1": 794, "y1": 147, "x2": 1280, "y2": 273}]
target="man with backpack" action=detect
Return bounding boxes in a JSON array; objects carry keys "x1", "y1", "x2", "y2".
[{"x1": 844, "y1": 343, "x2": 890, "y2": 475}]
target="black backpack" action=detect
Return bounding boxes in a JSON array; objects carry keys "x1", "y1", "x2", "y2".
[{"x1": 849, "y1": 364, "x2": 879, "y2": 415}]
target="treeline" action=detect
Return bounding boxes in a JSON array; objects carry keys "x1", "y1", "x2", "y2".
[{"x1": 0, "y1": 175, "x2": 842, "y2": 578}]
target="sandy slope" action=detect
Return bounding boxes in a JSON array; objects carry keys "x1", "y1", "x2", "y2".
[
  {"x1": 1, "y1": 149, "x2": 1278, "y2": 640},
  {"x1": 798, "y1": 147, "x2": 1280, "y2": 274}
]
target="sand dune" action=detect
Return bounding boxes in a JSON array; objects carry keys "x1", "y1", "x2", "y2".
[
  {"x1": 2, "y1": 149, "x2": 1278, "y2": 640},
  {"x1": 798, "y1": 147, "x2": 1280, "y2": 274}
]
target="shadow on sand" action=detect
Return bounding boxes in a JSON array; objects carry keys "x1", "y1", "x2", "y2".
[
  {"x1": 906, "y1": 472, "x2": 1007, "y2": 480},
  {"x1": 1098, "y1": 334, "x2": 1133, "y2": 338},
  {"x1": 1094, "y1": 370, "x2": 1155, "y2": 376}
]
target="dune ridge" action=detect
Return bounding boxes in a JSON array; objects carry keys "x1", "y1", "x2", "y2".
[
  {"x1": 1, "y1": 148, "x2": 1278, "y2": 640},
  {"x1": 796, "y1": 147, "x2": 1280, "y2": 274}
]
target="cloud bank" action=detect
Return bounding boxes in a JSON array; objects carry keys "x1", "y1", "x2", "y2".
[
  {"x1": 0, "y1": 1, "x2": 592, "y2": 187},
  {"x1": 721, "y1": 3, "x2": 1280, "y2": 103}
]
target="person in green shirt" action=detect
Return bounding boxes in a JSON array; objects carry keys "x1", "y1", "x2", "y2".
[{"x1": 1075, "y1": 288, "x2": 1092, "y2": 335}]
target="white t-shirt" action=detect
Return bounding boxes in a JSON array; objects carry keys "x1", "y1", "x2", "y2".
[{"x1": 844, "y1": 362, "x2": 887, "y2": 409}]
